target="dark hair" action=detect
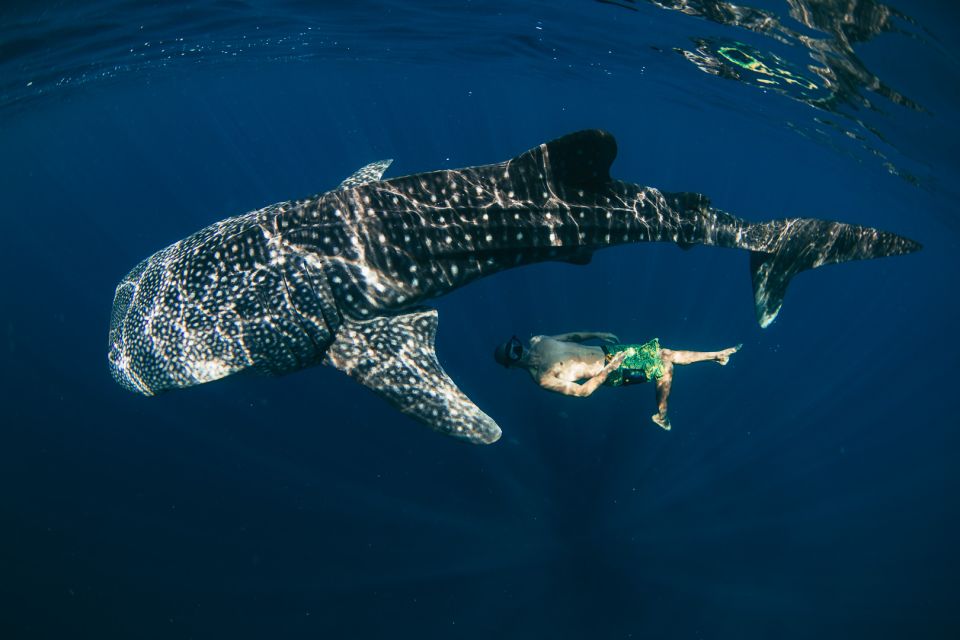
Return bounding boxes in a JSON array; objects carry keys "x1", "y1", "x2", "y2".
[{"x1": 494, "y1": 336, "x2": 523, "y2": 368}]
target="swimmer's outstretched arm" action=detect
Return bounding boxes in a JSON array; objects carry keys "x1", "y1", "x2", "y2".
[
  {"x1": 549, "y1": 331, "x2": 620, "y2": 343},
  {"x1": 538, "y1": 350, "x2": 631, "y2": 398}
]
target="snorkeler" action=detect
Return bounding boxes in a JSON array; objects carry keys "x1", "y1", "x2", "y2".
[{"x1": 494, "y1": 332, "x2": 741, "y2": 430}]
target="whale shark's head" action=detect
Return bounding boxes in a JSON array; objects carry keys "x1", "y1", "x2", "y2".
[
  {"x1": 107, "y1": 256, "x2": 184, "y2": 396},
  {"x1": 107, "y1": 215, "x2": 339, "y2": 397},
  {"x1": 107, "y1": 246, "x2": 247, "y2": 396},
  {"x1": 108, "y1": 259, "x2": 160, "y2": 395}
]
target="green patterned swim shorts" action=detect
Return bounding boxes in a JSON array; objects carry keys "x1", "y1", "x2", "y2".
[{"x1": 602, "y1": 338, "x2": 665, "y2": 387}]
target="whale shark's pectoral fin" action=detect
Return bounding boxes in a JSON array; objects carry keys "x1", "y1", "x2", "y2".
[
  {"x1": 325, "y1": 309, "x2": 502, "y2": 445},
  {"x1": 337, "y1": 159, "x2": 394, "y2": 189}
]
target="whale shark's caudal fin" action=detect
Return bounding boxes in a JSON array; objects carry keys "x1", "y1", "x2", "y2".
[
  {"x1": 750, "y1": 218, "x2": 922, "y2": 327},
  {"x1": 325, "y1": 309, "x2": 502, "y2": 444}
]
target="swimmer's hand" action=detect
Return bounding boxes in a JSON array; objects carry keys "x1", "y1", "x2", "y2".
[
  {"x1": 607, "y1": 348, "x2": 633, "y2": 368},
  {"x1": 595, "y1": 348, "x2": 634, "y2": 388}
]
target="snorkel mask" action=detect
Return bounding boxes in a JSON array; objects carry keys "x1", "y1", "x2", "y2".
[{"x1": 494, "y1": 336, "x2": 524, "y2": 367}]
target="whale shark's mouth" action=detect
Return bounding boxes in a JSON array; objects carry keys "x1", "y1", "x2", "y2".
[
  {"x1": 107, "y1": 263, "x2": 154, "y2": 395},
  {"x1": 108, "y1": 339, "x2": 152, "y2": 395}
]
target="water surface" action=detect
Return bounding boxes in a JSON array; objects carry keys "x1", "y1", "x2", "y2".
[{"x1": 1, "y1": 1, "x2": 957, "y2": 638}]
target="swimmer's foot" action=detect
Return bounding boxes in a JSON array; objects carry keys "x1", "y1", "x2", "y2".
[
  {"x1": 651, "y1": 413, "x2": 672, "y2": 431},
  {"x1": 717, "y1": 343, "x2": 743, "y2": 366}
]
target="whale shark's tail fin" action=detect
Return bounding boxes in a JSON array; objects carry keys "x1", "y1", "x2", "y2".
[{"x1": 749, "y1": 218, "x2": 921, "y2": 327}]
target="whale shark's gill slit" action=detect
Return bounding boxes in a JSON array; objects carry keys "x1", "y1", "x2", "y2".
[{"x1": 277, "y1": 263, "x2": 321, "y2": 363}]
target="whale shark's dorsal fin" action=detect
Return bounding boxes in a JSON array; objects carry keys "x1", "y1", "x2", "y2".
[
  {"x1": 527, "y1": 129, "x2": 617, "y2": 190},
  {"x1": 338, "y1": 159, "x2": 393, "y2": 189},
  {"x1": 325, "y1": 309, "x2": 502, "y2": 444}
]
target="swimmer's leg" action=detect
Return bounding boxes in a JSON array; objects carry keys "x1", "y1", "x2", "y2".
[
  {"x1": 652, "y1": 360, "x2": 673, "y2": 431},
  {"x1": 661, "y1": 344, "x2": 741, "y2": 367},
  {"x1": 651, "y1": 345, "x2": 741, "y2": 429}
]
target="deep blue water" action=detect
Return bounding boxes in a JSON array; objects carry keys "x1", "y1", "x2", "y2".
[{"x1": 1, "y1": 1, "x2": 958, "y2": 638}]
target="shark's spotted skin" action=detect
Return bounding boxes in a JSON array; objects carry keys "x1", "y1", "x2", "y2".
[
  {"x1": 326, "y1": 309, "x2": 501, "y2": 443},
  {"x1": 108, "y1": 130, "x2": 920, "y2": 443},
  {"x1": 108, "y1": 207, "x2": 335, "y2": 395},
  {"x1": 337, "y1": 159, "x2": 394, "y2": 189}
]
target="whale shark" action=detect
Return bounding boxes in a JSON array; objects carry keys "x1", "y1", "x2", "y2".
[{"x1": 108, "y1": 130, "x2": 920, "y2": 444}]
